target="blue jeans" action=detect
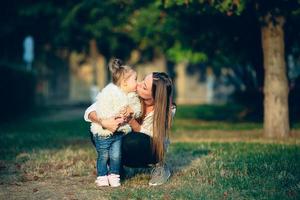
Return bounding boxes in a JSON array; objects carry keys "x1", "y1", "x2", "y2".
[{"x1": 93, "y1": 133, "x2": 123, "y2": 176}]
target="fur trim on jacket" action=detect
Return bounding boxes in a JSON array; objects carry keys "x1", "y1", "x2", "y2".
[{"x1": 90, "y1": 83, "x2": 142, "y2": 137}]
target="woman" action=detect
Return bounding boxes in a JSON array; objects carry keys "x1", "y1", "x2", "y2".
[{"x1": 84, "y1": 72, "x2": 175, "y2": 186}]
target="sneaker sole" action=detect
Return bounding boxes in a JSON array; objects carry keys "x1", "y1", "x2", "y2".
[
  {"x1": 148, "y1": 172, "x2": 171, "y2": 186},
  {"x1": 110, "y1": 185, "x2": 121, "y2": 187},
  {"x1": 96, "y1": 183, "x2": 109, "y2": 187}
]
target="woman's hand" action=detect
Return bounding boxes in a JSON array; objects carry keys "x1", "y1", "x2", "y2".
[
  {"x1": 88, "y1": 111, "x2": 124, "y2": 132},
  {"x1": 101, "y1": 117, "x2": 124, "y2": 132},
  {"x1": 88, "y1": 111, "x2": 101, "y2": 124}
]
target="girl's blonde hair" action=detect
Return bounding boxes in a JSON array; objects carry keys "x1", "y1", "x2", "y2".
[{"x1": 109, "y1": 58, "x2": 133, "y2": 86}]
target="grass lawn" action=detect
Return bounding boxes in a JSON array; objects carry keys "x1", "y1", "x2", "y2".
[{"x1": 0, "y1": 107, "x2": 299, "y2": 200}]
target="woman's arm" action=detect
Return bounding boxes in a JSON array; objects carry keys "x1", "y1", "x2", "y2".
[
  {"x1": 84, "y1": 103, "x2": 97, "y2": 122},
  {"x1": 128, "y1": 118, "x2": 141, "y2": 132},
  {"x1": 87, "y1": 108, "x2": 124, "y2": 133}
]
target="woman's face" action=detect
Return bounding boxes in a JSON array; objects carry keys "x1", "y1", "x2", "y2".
[{"x1": 137, "y1": 73, "x2": 154, "y2": 105}]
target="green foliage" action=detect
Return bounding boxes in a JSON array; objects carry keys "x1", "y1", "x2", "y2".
[
  {"x1": 167, "y1": 42, "x2": 208, "y2": 63},
  {"x1": 162, "y1": 0, "x2": 300, "y2": 17},
  {"x1": 58, "y1": 1, "x2": 135, "y2": 56},
  {"x1": 214, "y1": 0, "x2": 245, "y2": 15},
  {"x1": 126, "y1": 4, "x2": 163, "y2": 49},
  {"x1": 2, "y1": 0, "x2": 300, "y2": 69},
  {"x1": 161, "y1": 0, "x2": 245, "y2": 15}
]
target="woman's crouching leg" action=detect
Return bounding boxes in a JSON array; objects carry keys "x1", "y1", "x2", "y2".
[{"x1": 121, "y1": 132, "x2": 157, "y2": 168}]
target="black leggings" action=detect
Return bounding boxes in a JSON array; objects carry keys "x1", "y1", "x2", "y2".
[
  {"x1": 121, "y1": 132, "x2": 158, "y2": 167},
  {"x1": 90, "y1": 131, "x2": 157, "y2": 168}
]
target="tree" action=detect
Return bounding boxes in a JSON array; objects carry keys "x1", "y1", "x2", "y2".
[
  {"x1": 162, "y1": 0, "x2": 300, "y2": 138},
  {"x1": 3, "y1": 1, "x2": 300, "y2": 138}
]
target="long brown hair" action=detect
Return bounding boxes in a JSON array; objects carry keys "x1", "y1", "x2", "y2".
[{"x1": 151, "y1": 72, "x2": 173, "y2": 162}]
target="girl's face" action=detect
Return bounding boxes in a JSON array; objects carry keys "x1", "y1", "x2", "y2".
[
  {"x1": 123, "y1": 71, "x2": 137, "y2": 93},
  {"x1": 137, "y1": 73, "x2": 154, "y2": 105}
]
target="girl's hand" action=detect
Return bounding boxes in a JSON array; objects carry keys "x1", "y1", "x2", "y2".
[
  {"x1": 126, "y1": 106, "x2": 134, "y2": 115},
  {"x1": 119, "y1": 106, "x2": 134, "y2": 120},
  {"x1": 101, "y1": 117, "x2": 124, "y2": 132}
]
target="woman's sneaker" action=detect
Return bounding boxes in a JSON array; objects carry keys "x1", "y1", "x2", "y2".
[
  {"x1": 95, "y1": 175, "x2": 109, "y2": 187},
  {"x1": 149, "y1": 163, "x2": 171, "y2": 186},
  {"x1": 108, "y1": 174, "x2": 121, "y2": 187}
]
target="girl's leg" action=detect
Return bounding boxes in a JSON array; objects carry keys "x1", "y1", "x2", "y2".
[
  {"x1": 121, "y1": 132, "x2": 158, "y2": 168},
  {"x1": 109, "y1": 134, "x2": 122, "y2": 175},
  {"x1": 94, "y1": 135, "x2": 110, "y2": 176},
  {"x1": 108, "y1": 134, "x2": 122, "y2": 187}
]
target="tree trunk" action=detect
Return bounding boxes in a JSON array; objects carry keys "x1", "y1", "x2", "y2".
[{"x1": 261, "y1": 15, "x2": 290, "y2": 138}]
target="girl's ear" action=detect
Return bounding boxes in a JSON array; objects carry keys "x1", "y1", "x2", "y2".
[{"x1": 122, "y1": 79, "x2": 127, "y2": 86}]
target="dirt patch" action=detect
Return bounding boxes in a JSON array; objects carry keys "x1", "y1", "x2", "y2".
[{"x1": 0, "y1": 176, "x2": 111, "y2": 200}]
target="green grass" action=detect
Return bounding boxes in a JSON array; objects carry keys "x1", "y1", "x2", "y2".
[
  {"x1": 0, "y1": 109, "x2": 300, "y2": 199},
  {"x1": 0, "y1": 119, "x2": 89, "y2": 160},
  {"x1": 174, "y1": 104, "x2": 300, "y2": 130},
  {"x1": 172, "y1": 119, "x2": 262, "y2": 131},
  {"x1": 112, "y1": 143, "x2": 300, "y2": 200},
  {"x1": 175, "y1": 104, "x2": 247, "y2": 121},
  {"x1": 173, "y1": 104, "x2": 262, "y2": 132}
]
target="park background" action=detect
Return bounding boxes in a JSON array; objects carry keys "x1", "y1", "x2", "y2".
[{"x1": 0, "y1": 1, "x2": 299, "y2": 199}]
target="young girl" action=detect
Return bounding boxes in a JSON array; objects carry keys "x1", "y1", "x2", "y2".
[{"x1": 90, "y1": 58, "x2": 141, "y2": 187}]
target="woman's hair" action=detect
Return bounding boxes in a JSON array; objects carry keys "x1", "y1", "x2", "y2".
[
  {"x1": 109, "y1": 58, "x2": 133, "y2": 86},
  {"x1": 151, "y1": 72, "x2": 174, "y2": 162}
]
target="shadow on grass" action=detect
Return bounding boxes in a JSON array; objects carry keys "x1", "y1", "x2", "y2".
[{"x1": 122, "y1": 143, "x2": 211, "y2": 181}]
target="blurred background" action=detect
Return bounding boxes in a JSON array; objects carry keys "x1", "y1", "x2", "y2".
[{"x1": 0, "y1": 0, "x2": 300, "y2": 124}]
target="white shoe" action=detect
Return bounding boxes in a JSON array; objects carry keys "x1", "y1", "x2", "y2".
[
  {"x1": 108, "y1": 174, "x2": 121, "y2": 187},
  {"x1": 95, "y1": 175, "x2": 109, "y2": 187}
]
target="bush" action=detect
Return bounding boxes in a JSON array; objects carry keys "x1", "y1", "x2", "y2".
[{"x1": 0, "y1": 65, "x2": 36, "y2": 121}]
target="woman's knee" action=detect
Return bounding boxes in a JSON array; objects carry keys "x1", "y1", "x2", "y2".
[{"x1": 121, "y1": 133, "x2": 157, "y2": 167}]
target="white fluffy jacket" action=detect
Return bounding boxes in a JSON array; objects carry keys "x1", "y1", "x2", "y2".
[{"x1": 90, "y1": 83, "x2": 142, "y2": 137}]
